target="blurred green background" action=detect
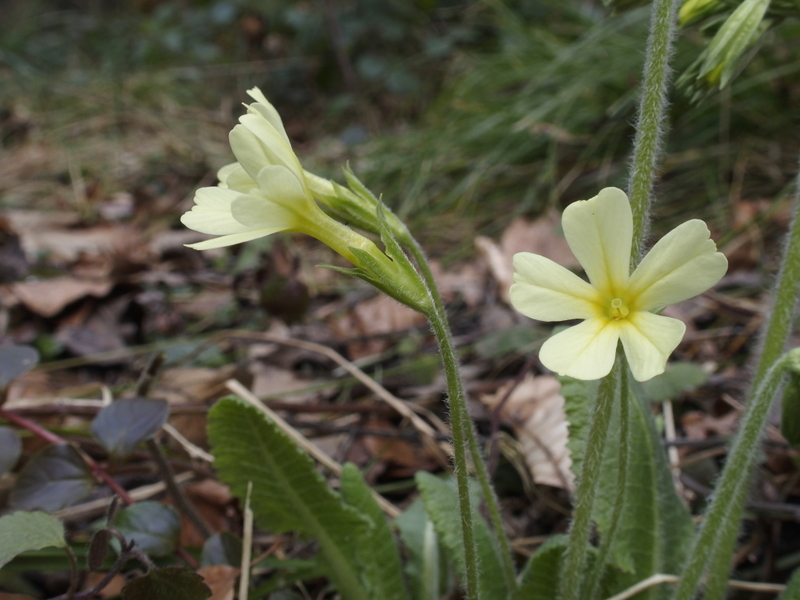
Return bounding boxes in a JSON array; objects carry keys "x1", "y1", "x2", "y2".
[{"x1": 1, "y1": 0, "x2": 799, "y2": 254}]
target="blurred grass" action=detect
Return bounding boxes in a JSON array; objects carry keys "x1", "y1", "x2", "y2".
[{"x1": 1, "y1": 0, "x2": 799, "y2": 255}]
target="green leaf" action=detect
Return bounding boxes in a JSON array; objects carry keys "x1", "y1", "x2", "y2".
[
  {"x1": 122, "y1": 567, "x2": 211, "y2": 600},
  {"x1": 778, "y1": 566, "x2": 800, "y2": 600},
  {"x1": 90, "y1": 397, "x2": 170, "y2": 459},
  {"x1": 201, "y1": 532, "x2": 242, "y2": 567},
  {"x1": 0, "y1": 511, "x2": 66, "y2": 569},
  {"x1": 208, "y1": 396, "x2": 371, "y2": 600},
  {"x1": 415, "y1": 471, "x2": 508, "y2": 600},
  {"x1": 340, "y1": 463, "x2": 409, "y2": 600},
  {"x1": 0, "y1": 426, "x2": 22, "y2": 476},
  {"x1": 0, "y1": 345, "x2": 39, "y2": 388},
  {"x1": 642, "y1": 362, "x2": 708, "y2": 401},
  {"x1": 513, "y1": 535, "x2": 567, "y2": 600},
  {"x1": 781, "y1": 371, "x2": 800, "y2": 447},
  {"x1": 395, "y1": 498, "x2": 448, "y2": 600},
  {"x1": 10, "y1": 444, "x2": 94, "y2": 511},
  {"x1": 562, "y1": 375, "x2": 695, "y2": 598},
  {"x1": 114, "y1": 502, "x2": 181, "y2": 557}
]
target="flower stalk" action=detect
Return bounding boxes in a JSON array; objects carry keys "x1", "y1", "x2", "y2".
[{"x1": 627, "y1": 0, "x2": 679, "y2": 263}]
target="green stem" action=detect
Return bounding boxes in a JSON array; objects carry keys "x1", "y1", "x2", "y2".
[
  {"x1": 672, "y1": 351, "x2": 797, "y2": 600},
  {"x1": 408, "y1": 237, "x2": 517, "y2": 592},
  {"x1": 559, "y1": 353, "x2": 622, "y2": 600},
  {"x1": 627, "y1": 0, "x2": 679, "y2": 264},
  {"x1": 586, "y1": 363, "x2": 631, "y2": 600},
  {"x1": 696, "y1": 159, "x2": 800, "y2": 599},
  {"x1": 427, "y1": 304, "x2": 480, "y2": 599},
  {"x1": 751, "y1": 159, "x2": 800, "y2": 387}
]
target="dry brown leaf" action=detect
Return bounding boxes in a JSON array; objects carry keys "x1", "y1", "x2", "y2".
[
  {"x1": 428, "y1": 259, "x2": 487, "y2": 308},
  {"x1": 155, "y1": 366, "x2": 238, "y2": 406},
  {"x1": 682, "y1": 410, "x2": 739, "y2": 440},
  {"x1": 12, "y1": 278, "x2": 113, "y2": 317},
  {"x1": 481, "y1": 374, "x2": 574, "y2": 490},
  {"x1": 82, "y1": 572, "x2": 126, "y2": 598},
  {"x1": 249, "y1": 363, "x2": 319, "y2": 402},
  {"x1": 197, "y1": 565, "x2": 239, "y2": 600},
  {"x1": 330, "y1": 294, "x2": 426, "y2": 359}
]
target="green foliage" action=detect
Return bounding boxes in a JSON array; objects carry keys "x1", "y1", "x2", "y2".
[
  {"x1": 0, "y1": 345, "x2": 39, "y2": 388},
  {"x1": 121, "y1": 567, "x2": 211, "y2": 600},
  {"x1": 415, "y1": 471, "x2": 508, "y2": 600},
  {"x1": 561, "y1": 375, "x2": 694, "y2": 599},
  {"x1": 642, "y1": 361, "x2": 708, "y2": 401},
  {"x1": 201, "y1": 532, "x2": 243, "y2": 567},
  {"x1": 340, "y1": 463, "x2": 409, "y2": 600},
  {"x1": 9, "y1": 444, "x2": 94, "y2": 512},
  {"x1": 513, "y1": 535, "x2": 568, "y2": 600},
  {"x1": 782, "y1": 369, "x2": 800, "y2": 447},
  {"x1": 0, "y1": 511, "x2": 65, "y2": 569},
  {"x1": 90, "y1": 398, "x2": 170, "y2": 459},
  {"x1": 394, "y1": 498, "x2": 449, "y2": 600},
  {"x1": 779, "y1": 567, "x2": 800, "y2": 600},
  {"x1": 0, "y1": 426, "x2": 22, "y2": 476},
  {"x1": 114, "y1": 502, "x2": 182, "y2": 557},
  {"x1": 208, "y1": 396, "x2": 372, "y2": 600}
]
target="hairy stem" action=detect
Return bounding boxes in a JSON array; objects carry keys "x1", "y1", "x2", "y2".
[
  {"x1": 672, "y1": 351, "x2": 796, "y2": 600},
  {"x1": 627, "y1": 0, "x2": 679, "y2": 264},
  {"x1": 559, "y1": 353, "x2": 622, "y2": 600},
  {"x1": 408, "y1": 237, "x2": 517, "y2": 591},
  {"x1": 427, "y1": 305, "x2": 480, "y2": 599},
  {"x1": 586, "y1": 363, "x2": 631, "y2": 600},
  {"x1": 751, "y1": 158, "x2": 800, "y2": 387}
]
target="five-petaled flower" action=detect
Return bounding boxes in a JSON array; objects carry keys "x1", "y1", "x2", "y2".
[{"x1": 510, "y1": 188, "x2": 728, "y2": 382}]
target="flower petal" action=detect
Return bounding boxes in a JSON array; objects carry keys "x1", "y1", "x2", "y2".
[
  {"x1": 562, "y1": 187, "x2": 632, "y2": 296},
  {"x1": 229, "y1": 118, "x2": 301, "y2": 182},
  {"x1": 217, "y1": 162, "x2": 256, "y2": 192},
  {"x1": 181, "y1": 187, "x2": 253, "y2": 235},
  {"x1": 627, "y1": 219, "x2": 728, "y2": 310},
  {"x1": 539, "y1": 318, "x2": 620, "y2": 380},
  {"x1": 618, "y1": 312, "x2": 686, "y2": 382},
  {"x1": 185, "y1": 229, "x2": 283, "y2": 250},
  {"x1": 230, "y1": 170, "x2": 301, "y2": 231},
  {"x1": 245, "y1": 87, "x2": 292, "y2": 147},
  {"x1": 510, "y1": 253, "x2": 600, "y2": 321}
]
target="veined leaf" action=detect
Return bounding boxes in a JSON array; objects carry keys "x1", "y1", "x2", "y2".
[
  {"x1": 513, "y1": 535, "x2": 567, "y2": 600},
  {"x1": 208, "y1": 397, "x2": 371, "y2": 600},
  {"x1": 340, "y1": 463, "x2": 409, "y2": 600},
  {"x1": 91, "y1": 397, "x2": 169, "y2": 459},
  {"x1": 0, "y1": 511, "x2": 66, "y2": 569},
  {"x1": 114, "y1": 502, "x2": 181, "y2": 557},
  {"x1": 122, "y1": 567, "x2": 211, "y2": 600},
  {"x1": 10, "y1": 444, "x2": 94, "y2": 511},
  {"x1": 561, "y1": 375, "x2": 694, "y2": 599},
  {"x1": 395, "y1": 498, "x2": 448, "y2": 600},
  {"x1": 416, "y1": 471, "x2": 508, "y2": 600},
  {"x1": 778, "y1": 567, "x2": 800, "y2": 600}
]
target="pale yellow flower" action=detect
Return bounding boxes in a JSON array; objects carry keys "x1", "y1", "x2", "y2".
[
  {"x1": 510, "y1": 188, "x2": 728, "y2": 382},
  {"x1": 180, "y1": 88, "x2": 376, "y2": 265}
]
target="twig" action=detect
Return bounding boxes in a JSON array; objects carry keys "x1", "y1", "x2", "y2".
[
  {"x1": 604, "y1": 574, "x2": 786, "y2": 600},
  {"x1": 239, "y1": 482, "x2": 254, "y2": 600}
]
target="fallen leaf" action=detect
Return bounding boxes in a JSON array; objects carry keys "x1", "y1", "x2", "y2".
[
  {"x1": 197, "y1": 565, "x2": 239, "y2": 600},
  {"x1": 682, "y1": 410, "x2": 739, "y2": 440},
  {"x1": 12, "y1": 278, "x2": 113, "y2": 317},
  {"x1": 481, "y1": 374, "x2": 574, "y2": 490}
]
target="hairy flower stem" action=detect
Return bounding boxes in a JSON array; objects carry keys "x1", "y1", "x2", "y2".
[
  {"x1": 586, "y1": 365, "x2": 631, "y2": 600},
  {"x1": 426, "y1": 304, "x2": 480, "y2": 599},
  {"x1": 752, "y1": 160, "x2": 800, "y2": 387},
  {"x1": 408, "y1": 238, "x2": 517, "y2": 591},
  {"x1": 693, "y1": 159, "x2": 800, "y2": 599},
  {"x1": 560, "y1": 353, "x2": 622, "y2": 600},
  {"x1": 627, "y1": 0, "x2": 679, "y2": 264},
  {"x1": 672, "y1": 351, "x2": 797, "y2": 600}
]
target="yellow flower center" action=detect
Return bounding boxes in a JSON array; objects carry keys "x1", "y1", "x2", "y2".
[{"x1": 610, "y1": 297, "x2": 630, "y2": 320}]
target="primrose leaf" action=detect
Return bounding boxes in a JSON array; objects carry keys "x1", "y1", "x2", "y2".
[
  {"x1": 122, "y1": 567, "x2": 211, "y2": 600},
  {"x1": 91, "y1": 397, "x2": 169, "y2": 459},
  {"x1": 781, "y1": 371, "x2": 800, "y2": 447},
  {"x1": 0, "y1": 511, "x2": 66, "y2": 569},
  {"x1": 0, "y1": 426, "x2": 22, "y2": 476},
  {"x1": 778, "y1": 566, "x2": 800, "y2": 599},
  {"x1": 513, "y1": 536, "x2": 567, "y2": 600},
  {"x1": 340, "y1": 463, "x2": 409, "y2": 600},
  {"x1": 415, "y1": 472, "x2": 508, "y2": 600},
  {"x1": 208, "y1": 396, "x2": 371, "y2": 600},
  {"x1": 394, "y1": 499, "x2": 448, "y2": 600},
  {"x1": 0, "y1": 345, "x2": 39, "y2": 388},
  {"x1": 10, "y1": 444, "x2": 94, "y2": 511},
  {"x1": 642, "y1": 362, "x2": 708, "y2": 401},
  {"x1": 114, "y1": 502, "x2": 181, "y2": 557}
]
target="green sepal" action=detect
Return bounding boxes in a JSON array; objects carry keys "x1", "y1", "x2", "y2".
[{"x1": 342, "y1": 164, "x2": 411, "y2": 244}]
